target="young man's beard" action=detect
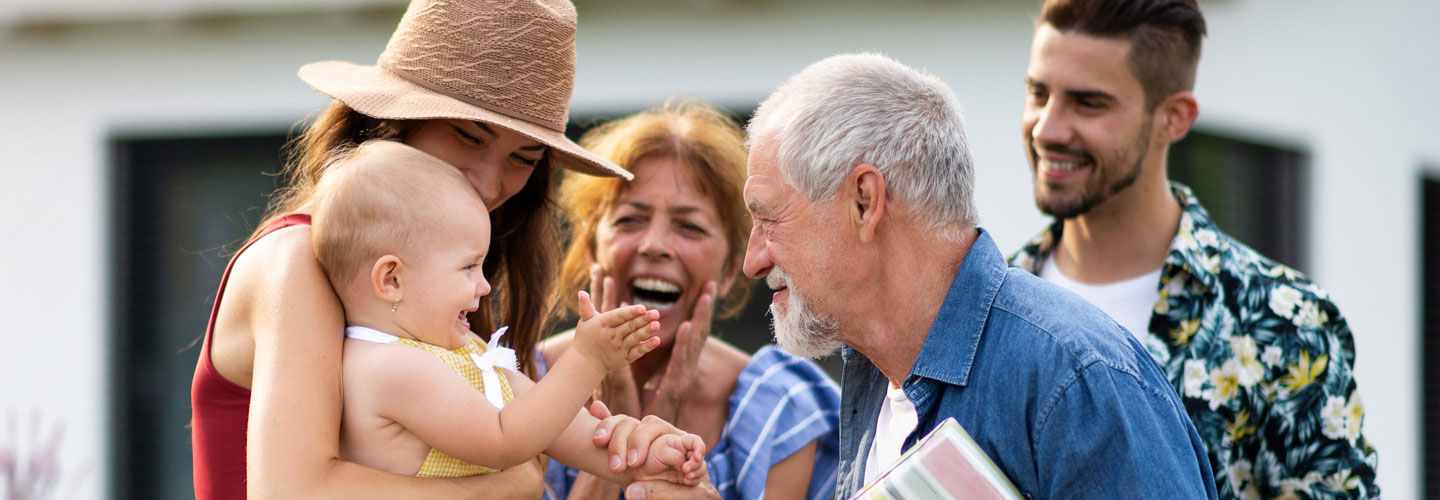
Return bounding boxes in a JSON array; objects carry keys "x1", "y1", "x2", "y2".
[
  {"x1": 766, "y1": 266, "x2": 842, "y2": 360},
  {"x1": 1032, "y1": 118, "x2": 1153, "y2": 219}
]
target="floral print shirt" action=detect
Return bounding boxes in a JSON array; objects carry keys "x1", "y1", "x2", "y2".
[{"x1": 1010, "y1": 184, "x2": 1379, "y2": 500}]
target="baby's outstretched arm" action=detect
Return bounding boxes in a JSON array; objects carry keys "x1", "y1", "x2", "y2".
[
  {"x1": 449, "y1": 294, "x2": 655, "y2": 468},
  {"x1": 572, "y1": 291, "x2": 663, "y2": 372},
  {"x1": 541, "y1": 400, "x2": 706, "y2": 487},
  {"x1": 373, "y1": 297, "x2": 659, "y2": 471}
]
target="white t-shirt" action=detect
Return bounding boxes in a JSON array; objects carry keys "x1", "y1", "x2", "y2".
[
  {"x1": 864, "y1": 383, "x2": 918, "y2": 484},
  {"x1": 1039, "y1": 253, "x2": 1162, "y2": 342}
]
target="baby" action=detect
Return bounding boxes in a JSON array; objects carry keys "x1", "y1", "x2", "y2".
[{"x1": 310, "y1": 140, "x2": 704, "y2": 483}]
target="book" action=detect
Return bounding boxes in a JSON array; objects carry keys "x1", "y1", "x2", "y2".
[{"x1": 851, "y1": 417, "x2": 1024, "y2": 500}]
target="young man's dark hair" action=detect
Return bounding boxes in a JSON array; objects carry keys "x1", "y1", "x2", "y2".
[{"x1": 1041, "y1": 0, "x2": 1207, "y2": 109}]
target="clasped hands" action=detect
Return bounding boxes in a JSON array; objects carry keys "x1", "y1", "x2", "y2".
[{"x1": 585, "y1": 400, "x2": 709, "y2": 488}]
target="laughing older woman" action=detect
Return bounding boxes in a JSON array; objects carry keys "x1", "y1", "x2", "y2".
[{"x1": 538, "y1": 101, "x2": 840, "y2": 500}]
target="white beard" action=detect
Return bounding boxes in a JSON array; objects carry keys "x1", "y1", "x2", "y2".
[{"x1": 766, "y1": 266, "x2": 843, "y2": 360}]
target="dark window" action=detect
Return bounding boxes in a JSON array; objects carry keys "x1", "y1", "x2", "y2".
[
  {"x1": 1423, "y1": 175, "x2": 1440, "y2": 498},
  {"x1": 110, "y1": 133, "x2": 288, "y2": 499},
  {"x1": 1169, "y1": 130, "x2": 1309, "y2": 271}
]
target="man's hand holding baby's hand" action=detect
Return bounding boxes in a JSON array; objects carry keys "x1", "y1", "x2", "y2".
[
  {"x1": 587, "y1": 403, "x2": 706, "y2": 487},
  {"x1": 574, "y1": 290, "x2": 661, "y2": 374}
]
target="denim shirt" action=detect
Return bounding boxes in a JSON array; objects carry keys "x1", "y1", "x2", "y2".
[{"x1": 835, "y1": 229, "x2": 1218, "y2": 500}]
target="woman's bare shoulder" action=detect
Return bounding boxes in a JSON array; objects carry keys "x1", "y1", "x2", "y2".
[
  {"x1": 230, "y1": 225, "x2": 317, "y2": 281},
  {"x1": 210, "y1": 225, "x2": 333, "y2": 385},
  {"x1": 704, "y1": 338, "x2": 751, "y2": 373},
  {"x1": 225, "y1": 225, "x2": 333, "y2": 303},
  {"x1": 699, "y1": 338, "x2": 750, "y2": 398},
  {"x1": 221, "y1": 224, "x2": 342, "y2": 346}
]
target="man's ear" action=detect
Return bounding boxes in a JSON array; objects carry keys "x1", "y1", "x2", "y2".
[
  {"x1": 1155, "y1": 91, "x2": 1199, "y2": 144},
  {"x1": 371, "y1": 255, "x2": 404, "y2": 304},
  {"x1": 848, "y1": 164, "x2": 886, "y2": 243}
]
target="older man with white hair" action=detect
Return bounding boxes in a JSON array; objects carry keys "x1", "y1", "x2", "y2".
[
  {"x1": 738, "y1": 52, "x2": 1217, "y2": 500},
  {"x1": 618, "y1": 53, "x2": 1218, "y2": 500}
]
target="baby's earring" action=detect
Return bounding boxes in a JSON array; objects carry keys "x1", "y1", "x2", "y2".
[{"x1": 392, "y1": 301, "x2": 400, "y2": 313}]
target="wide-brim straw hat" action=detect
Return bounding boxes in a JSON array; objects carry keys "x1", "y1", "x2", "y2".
[{"x1": 298, "y1": 0, "x2": 630, "y2": 180}]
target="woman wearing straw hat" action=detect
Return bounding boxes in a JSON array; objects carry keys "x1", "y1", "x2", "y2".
[{"x1": 187, "y1": 0, "x2": 688, "y2": 498}]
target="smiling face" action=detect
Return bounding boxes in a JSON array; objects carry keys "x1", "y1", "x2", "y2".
[
  {"x1": 593, "y1": 156, "x2": 735, "y2": 344},
  {"x1": 1023, "y1": 25, "x2": 1157, "y2": 219},
  {"x1": 395, "y1": 192, "x2": 493, "y2": 350},
  {"x1": 405, "y1": 119, "x2": 545, "y2": 210},
  {"x1": 741, "y1": 140, "x2": 845, "y2": 359}
]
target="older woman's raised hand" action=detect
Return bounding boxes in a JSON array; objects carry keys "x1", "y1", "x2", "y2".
[
  {"x1": 646, "y1": 281, "x2": 716, "y2": 421},
  {"x1": 589, "y1": 265, "x2": 644, "y2": 416}
]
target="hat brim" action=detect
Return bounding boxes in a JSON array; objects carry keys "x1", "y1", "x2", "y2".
[{"x1": 299, "y1": 60, "x2": 631, "y2": 180}]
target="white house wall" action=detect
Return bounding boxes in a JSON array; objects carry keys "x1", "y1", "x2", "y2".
[{"x1": 1, "y1": 0, "x2": 1432, "y2": 498}]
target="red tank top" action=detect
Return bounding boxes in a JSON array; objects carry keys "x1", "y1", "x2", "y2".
[{"x1": 190, "y1": 213, "x2": 310, "y2": 500}]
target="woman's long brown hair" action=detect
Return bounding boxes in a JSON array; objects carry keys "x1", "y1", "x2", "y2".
[{"x1": 262, "y1": 100, "x2": 557, "y2": 377}]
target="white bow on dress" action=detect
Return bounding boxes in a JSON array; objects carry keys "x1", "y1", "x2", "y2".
[{"x1": 469, "y1": 326, "x2": 518, "y2": 409}]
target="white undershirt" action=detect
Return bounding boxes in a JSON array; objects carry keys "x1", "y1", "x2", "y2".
[
  {"x1": 1039, "y1": 252, "x2": 1162, "y2": 342},
  {"x1": 864, "y1": 383, "x2": 918, "y2": 484}
]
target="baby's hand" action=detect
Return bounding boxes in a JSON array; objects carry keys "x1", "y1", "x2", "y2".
[
  {"x1": 574, "y1": 291, "x2": 661, "y2": 373},
  {"x1": 634, "y1": 433, "x2": 707, "y2": 486}
]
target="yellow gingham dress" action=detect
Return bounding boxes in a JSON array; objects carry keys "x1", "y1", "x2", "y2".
[{"x1": 344, "y1": 326, "x2": 516, "y2": 477}]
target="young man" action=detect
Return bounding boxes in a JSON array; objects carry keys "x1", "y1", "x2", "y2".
[{"x1": 1011, "y1": 1, "x2": 1380, "y2": 498}]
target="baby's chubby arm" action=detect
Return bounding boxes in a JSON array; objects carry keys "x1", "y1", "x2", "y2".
[
  {"x1": 370, "y1": 295, "x2": 659, "y2": 471},
  {"x1": 504, "y1": 374, "x2": 705, "y2": 487}
]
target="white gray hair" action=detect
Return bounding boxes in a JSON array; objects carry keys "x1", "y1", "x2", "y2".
[{"x1": 747, "y1": 52, "x2": 979, "y2": 240}]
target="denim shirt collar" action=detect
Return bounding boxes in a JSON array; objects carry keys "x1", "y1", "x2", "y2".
[
  {"x1": 835, "y1": 227, "x2": 1008, "y2": 497},
  {"x1": 907, "y1": 227, "x2": 1007, "y2": 389}
]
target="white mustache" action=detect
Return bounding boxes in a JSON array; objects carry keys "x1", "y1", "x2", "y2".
[{"x1": 766, "y1": 267, "x2": 790, "y2": 290}]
